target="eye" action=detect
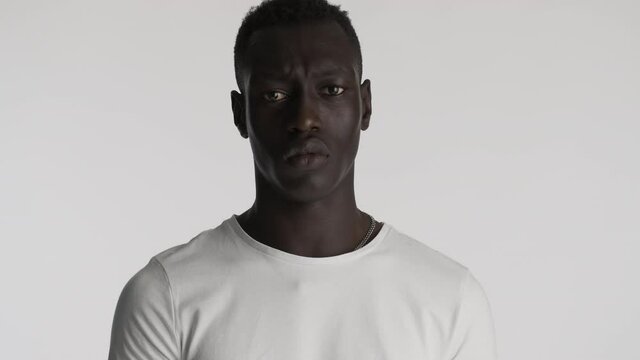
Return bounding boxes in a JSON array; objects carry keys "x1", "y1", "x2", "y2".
[
  {"x1": 323, "y1": 85, "x2": 345, "y2": 96},
  {"x1": 263, "y1": 90, "x2": 288, "y2": 102}
]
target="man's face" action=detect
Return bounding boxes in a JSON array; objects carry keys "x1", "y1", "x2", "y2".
[{"x1": 231, "y1": 20, "x2": 371, "y2": 202}]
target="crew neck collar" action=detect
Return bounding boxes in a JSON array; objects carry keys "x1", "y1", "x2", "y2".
[{"x1": 226, "y1": 214, "x2": 392, "y2": 265}]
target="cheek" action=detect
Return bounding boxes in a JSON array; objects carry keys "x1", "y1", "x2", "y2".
[
  {"x1": 246, "y1": 104, "x2": 279, "y2": 153},
  {"x1": 327, "y1": 103, "x2": 361, "y2": 146},
  {"x1": 248, "y1": 131, "x2": 277, "y2": 174}
]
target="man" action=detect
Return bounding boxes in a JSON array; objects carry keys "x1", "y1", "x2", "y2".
[{"x1": 108, "y1": 0, "x2": 498, "y2": 359}]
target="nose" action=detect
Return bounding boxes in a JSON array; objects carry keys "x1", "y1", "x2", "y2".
[{"x1": 287, "y1": 91, "x2": 321, "y2": 134}]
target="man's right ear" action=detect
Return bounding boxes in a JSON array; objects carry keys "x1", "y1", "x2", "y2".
[{"x1": 231, "y1": 90, "x2": 248, "y2": 139}]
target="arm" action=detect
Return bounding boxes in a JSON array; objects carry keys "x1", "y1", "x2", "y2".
[
  {"x1": 108, "y1": 257, "x2": 180, "y2": 360},
  {"x1": 447, "y1": 270, "x2": 498, "y2": 360}
]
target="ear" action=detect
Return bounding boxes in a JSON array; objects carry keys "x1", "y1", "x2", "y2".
[
  {"x1": 231, "y1": 90, "x2": 248, "y2": 138},
  {"x1": 360, "y1": 79, "x2": 372, "y2": 131}
]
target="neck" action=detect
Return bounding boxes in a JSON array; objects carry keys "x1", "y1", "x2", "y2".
[{"x1": 237, "y1": 167, "x2": 374, "y2": 258}]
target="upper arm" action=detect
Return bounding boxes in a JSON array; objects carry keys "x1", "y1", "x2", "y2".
[
  {"x1": 446, "y1": 270, "x2": 498, "y2": 360},
  {"x1": 108, "y1": 257, "x2": 180, "y2": 360}
]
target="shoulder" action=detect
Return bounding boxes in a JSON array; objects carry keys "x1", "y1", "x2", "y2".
[
  {"x1": 113, "y1": 220, "x2": 233, "y2": 317},
  {"x1": 366, "y1": 224, "x2": 481, "y2": 314},
  {"x1": 143, "y1": 218, "x2": 236, "y2": 285},
  {"x1": 155, "y1": 217, "x2": 230, "y2": 262},
  {"x1": 110, "y1": 257, "x2": 181, "y2": 359},
  {"x1": 384, "y1": 225, "x2": 471, "y2": 284},
  {"x1": 384, "y1": 225, "x2": 497, "y2": 358},
  {"x1": 122, "y1": 257, "x2": 171, "y2": 298},
  {"x1": 153, "y1": 227, "x2": 221, "y2": 266}
]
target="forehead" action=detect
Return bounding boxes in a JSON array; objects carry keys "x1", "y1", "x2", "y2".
[{"x1": 244, "y1": 20, "x2": 358, "y2": 83}]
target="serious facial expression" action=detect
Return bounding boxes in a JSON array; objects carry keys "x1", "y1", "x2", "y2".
[{"x1": 231, "y1": 20, "x2": 372, "y2": 202}]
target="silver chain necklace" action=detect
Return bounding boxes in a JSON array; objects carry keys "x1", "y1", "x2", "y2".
[{"x1": 354, "y1": 213, "x2": 376, "y2": 250}]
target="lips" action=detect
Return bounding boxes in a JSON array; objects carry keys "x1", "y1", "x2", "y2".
[{"x1": 283, "y1": 137, "x2": 330, "y2": 160}]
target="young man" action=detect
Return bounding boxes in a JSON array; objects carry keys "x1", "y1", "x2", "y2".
[{"x1": 108, "y1": 0, "x2": 498, "y2": 359}]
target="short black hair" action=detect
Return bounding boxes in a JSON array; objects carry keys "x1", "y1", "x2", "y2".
[{"x1": 233, "y1": 0, "x2": 363, "y2": 92}]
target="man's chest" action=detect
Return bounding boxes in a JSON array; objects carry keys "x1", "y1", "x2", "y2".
[{"x1": 176, "y1": 276, "x2": 454, "y2": 360}]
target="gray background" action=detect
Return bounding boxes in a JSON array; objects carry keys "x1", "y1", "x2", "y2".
[{"x1": 1, "y1": 0, "x2": 638, "y2": 359}]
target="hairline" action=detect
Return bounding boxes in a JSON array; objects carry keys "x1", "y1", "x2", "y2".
[{"x1": 238, "y1": 20, "x2": 363, "y2": 93}]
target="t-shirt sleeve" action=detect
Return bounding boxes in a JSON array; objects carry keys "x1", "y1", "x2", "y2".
[
  {"x1": 108, "y1": 257, "x2": 180, "y2": 360},
  {"x1": 447, "y1": 270, "x2": 498, "y2": 360}
]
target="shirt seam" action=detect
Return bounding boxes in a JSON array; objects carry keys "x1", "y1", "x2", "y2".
[
  {"x1": 447, "y1": 267, "x2": 471, "y2": 360},
  {"x1": 152, "y1": 256, "x2": 181, "y2": 360}
]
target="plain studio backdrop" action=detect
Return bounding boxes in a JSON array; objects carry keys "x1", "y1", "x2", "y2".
[{"x1": 1, "y1": 0, "x2": 638, "y2": 359}]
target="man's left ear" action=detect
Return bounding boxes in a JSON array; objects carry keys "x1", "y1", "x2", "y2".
[{"x1": 360, "y1": 79, "x2": 372, "y2": 130}]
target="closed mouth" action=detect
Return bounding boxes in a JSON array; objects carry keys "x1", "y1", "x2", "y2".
[{"x1": 282, "y1": 138, "x2": 331, "y2": 160}]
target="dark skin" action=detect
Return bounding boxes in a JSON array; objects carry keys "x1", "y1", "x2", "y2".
[{"x1": 230, "y1": 20, "x2": 383, "y2": 258}]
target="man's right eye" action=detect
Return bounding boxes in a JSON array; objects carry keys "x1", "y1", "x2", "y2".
[{"x1": 263, "y1": 90, "x2": 288, "y2": 102}]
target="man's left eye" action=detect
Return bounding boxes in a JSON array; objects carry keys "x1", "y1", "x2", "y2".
[{"x1": 323, "y1": 85, "x2": 345, "y2": 96}]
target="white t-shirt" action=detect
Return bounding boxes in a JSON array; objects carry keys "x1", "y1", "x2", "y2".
[{"x1": 108, "y1": 215, "x2": 498, "y2": 360}]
